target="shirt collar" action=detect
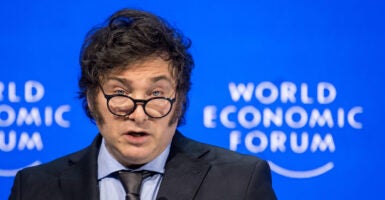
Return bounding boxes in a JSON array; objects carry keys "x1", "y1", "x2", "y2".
[{"x1": 97, "y1": 138, "x2": 170, "y2": 180}]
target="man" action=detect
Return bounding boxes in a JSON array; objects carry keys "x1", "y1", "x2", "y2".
[{"x1": 9, "y1": 8, "x2": 277, "y2": 200}]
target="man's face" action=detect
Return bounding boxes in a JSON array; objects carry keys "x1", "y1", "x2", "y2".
[{"x1": 93, "y1": 57, "x2": 178, "y2": 167}]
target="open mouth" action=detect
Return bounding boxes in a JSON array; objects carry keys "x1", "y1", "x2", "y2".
[{"x1": 127, "y1": 131, "x2": 148, "y2": 137}]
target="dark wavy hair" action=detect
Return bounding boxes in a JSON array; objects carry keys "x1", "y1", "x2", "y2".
[{"x1": 78, "y1": 9, "x2": 194, "y2": 126}]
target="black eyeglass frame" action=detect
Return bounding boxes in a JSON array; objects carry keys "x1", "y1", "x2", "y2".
[{"x1": 99, "y1": 85, "x2": 176, "y2": 119}]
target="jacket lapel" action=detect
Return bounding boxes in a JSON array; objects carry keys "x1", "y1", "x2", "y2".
[
  {"x1": 55, "y1": 132, "x2": 210, "y2": 200},
  {"x1": 59, "y1": 135, "x2": 102, "y2": 200},
  {"x1": 156, "y1": 132, "x2": 211, "y2": 200}
]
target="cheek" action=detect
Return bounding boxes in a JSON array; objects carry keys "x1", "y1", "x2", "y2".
[
  {"x1": 97, "y1": 116, "x2": 121, "y2": 144},
  {"x1": 159, "y1": 118, "x2": 178, "y2": 141}
]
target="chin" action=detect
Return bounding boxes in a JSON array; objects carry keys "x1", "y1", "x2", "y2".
[{"x1": 121, "y1": 150, "x2": 154, "y2": 165}]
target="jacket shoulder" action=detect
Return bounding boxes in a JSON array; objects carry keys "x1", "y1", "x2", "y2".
[
  {"x1": 18, "y1": 134, "x2": 101, "y2": 177},
  {"x1": 17, "y1": 147, "x2": 89, "y2": 179},
  {"x1": 174, "y1": 132, "x2": 266, "y2": 166},
  {"x1": 171, "y1": 133, "x2": 277, "y2": 199}
]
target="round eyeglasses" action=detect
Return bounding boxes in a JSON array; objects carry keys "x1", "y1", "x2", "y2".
[{"x1": 99, "y1": 86, "x2": 176, "y2": 119}]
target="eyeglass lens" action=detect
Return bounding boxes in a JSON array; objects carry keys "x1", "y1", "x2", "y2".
[{"x1": 108, "y1": 96, "x2": 172, "y2": 118}]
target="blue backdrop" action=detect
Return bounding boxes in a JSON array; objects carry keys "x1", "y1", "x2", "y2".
[{"x1": 1, "y1": 0, "x2": 385, "y2": 199}]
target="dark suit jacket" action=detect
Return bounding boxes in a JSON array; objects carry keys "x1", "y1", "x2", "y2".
[{"x1": 9, "y1": 131, "x2": 277, "y2": 200}]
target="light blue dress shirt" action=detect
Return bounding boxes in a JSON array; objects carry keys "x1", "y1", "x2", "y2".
[{"x1": 98, "y1": 139, "x2": 170, "y2": 200}]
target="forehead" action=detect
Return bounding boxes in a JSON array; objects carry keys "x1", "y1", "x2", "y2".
[{"x1": 103, "y1": 57, "x2": 175, "y2": 85}]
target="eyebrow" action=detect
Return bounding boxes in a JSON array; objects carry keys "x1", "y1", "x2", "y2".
[
  {"x1": 105, "y1": 75, "x2": 174, "y2": 86},
  {"x1": 150, "y1": 75, "x2": 174, "y2": 85},
  {"x1": 105, "y1": 76, "x2": 131, "y2": 86}
]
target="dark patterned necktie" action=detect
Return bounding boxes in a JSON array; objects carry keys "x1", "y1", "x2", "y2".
[{"x1": 117, "y1": 170, "x2": 148, "y2": 200}]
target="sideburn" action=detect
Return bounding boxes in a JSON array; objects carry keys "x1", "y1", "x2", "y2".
[
  {"x1": 87, "y1": 89, "x2": 105, "y2": 125},
  {"x1": 168, "y1": 95, "x2": 184, "y2": 126}
]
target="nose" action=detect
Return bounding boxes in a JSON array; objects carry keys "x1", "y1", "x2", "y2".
[{"x1": 127, "y1": 104, "x2": 148, "y2": 122}]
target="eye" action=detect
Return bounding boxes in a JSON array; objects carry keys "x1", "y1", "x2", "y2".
[
  {"x1": 114, "y1": 89, "x2": 127, "y2": 95},
  {"x1": 152, "y1": 90, "x2": 163, "y2": 97}
]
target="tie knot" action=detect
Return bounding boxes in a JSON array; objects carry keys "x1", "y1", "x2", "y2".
[{"x1": 117, "y1": 170, "x2": 153, "y2": 200}]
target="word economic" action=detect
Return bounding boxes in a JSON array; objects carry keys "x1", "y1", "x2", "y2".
[{"x1": 203, "y1": 81, "x2": 363, "y2": 154}]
